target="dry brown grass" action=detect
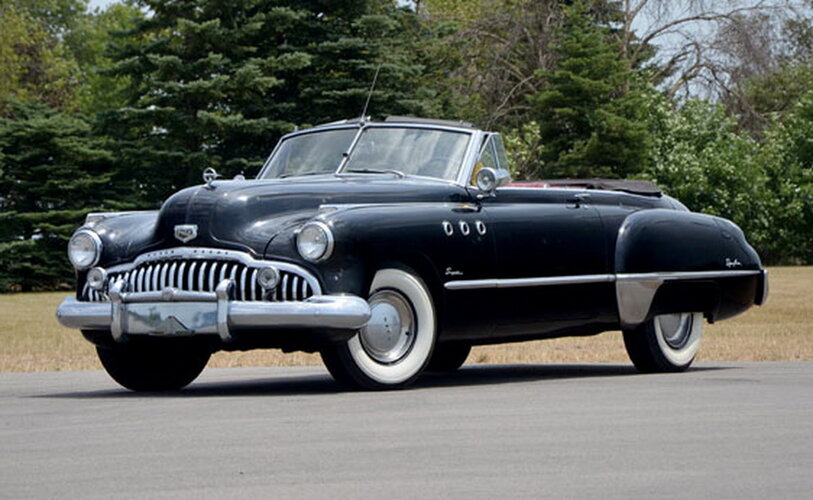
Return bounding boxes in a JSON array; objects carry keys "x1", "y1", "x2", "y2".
[{"x1": 1, "y1": 266, "x2": 810, "y2": 372}]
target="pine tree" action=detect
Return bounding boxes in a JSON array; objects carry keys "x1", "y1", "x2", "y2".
[
  {"x1": 0, "y1": 100, "x2": 115, "y2": 291},
  {"x1": 528, "y1": 0, "x2": 649, "y2": 179},
  {"x1": 102, "y1": 0, "x2": 457, "y2": 206}
]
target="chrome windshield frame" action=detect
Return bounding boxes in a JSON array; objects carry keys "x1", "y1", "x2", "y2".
[{"x1": 256, "y1": 122, "x2": 485, "y2": 187}]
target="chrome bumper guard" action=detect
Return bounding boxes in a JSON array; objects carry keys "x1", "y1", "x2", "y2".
[{"x1": 56, "y1": 279, "x2": 371, "y2": 343}]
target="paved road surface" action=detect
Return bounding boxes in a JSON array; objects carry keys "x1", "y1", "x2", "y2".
[{"x1": 1, "y1": 362, "x2": 812, "y2": 499}]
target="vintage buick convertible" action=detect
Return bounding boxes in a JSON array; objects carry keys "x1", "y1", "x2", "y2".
[{"x1": 56, "y1": 117, "x2": 768, "y2": 390}]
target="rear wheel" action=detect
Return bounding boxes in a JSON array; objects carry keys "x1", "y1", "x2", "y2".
[
  {"x1": 623, "y1": 312, "x2": 703, "y2": 373},
  {"x1": 426, "y1": 343, "x2": 471, "y2": 372},
  {"x1": 321, "y1": 268, "x2": 436, "y2": 390},
  {"x1": 96, "y1": 344, "x2": 210, "y2": 391}
]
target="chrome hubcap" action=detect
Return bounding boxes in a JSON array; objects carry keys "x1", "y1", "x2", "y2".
[
  {"x1": 657, "y1": 313, "x2": 693, "y2": 349},
  {"x1": 359, "y1": 289, "x2": 416, "y2": 364}
]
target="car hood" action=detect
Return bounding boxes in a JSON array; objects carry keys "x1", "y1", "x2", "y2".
[{"x1": 152, "y1": 175, "x2": 469, "y2": 256}]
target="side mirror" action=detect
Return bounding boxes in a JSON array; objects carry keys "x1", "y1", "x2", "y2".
[{"x1": 475, "y1": 167, "x2": 511, "y2": 195}]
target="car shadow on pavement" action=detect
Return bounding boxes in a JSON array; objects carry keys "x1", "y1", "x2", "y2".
[{"x1": 33, "y1": 363, "x2": 733, "y2": 399}]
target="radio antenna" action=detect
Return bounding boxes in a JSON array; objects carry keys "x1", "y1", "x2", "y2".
[{"x1": 360, "y1": 63, "x2": 382, "y2": 122}]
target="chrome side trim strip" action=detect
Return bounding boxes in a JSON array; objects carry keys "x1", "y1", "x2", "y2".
[
  {"x1": 616, "y1": 270, "x2": 760, "y2": 282},
  {"x1": 445, "y1": 269, "x2": 762, "y2": 327},
  {"x1": 444, "y1": 274, "x2": 615, "y2": 290},
  {"x1": 444, "y1": 269, "x2": 761, "y2": 291}
]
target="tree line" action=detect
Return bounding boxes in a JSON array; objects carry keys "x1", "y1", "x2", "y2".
[{"x1": 1, "y1": 0, "x2": 812, "y2": 291}]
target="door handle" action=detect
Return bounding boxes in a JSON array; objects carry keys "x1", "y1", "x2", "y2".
[{"x1": 567, "y1": 193, "x2": 590, "y2": 208}]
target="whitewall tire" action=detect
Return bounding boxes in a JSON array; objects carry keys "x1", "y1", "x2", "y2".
[
  {"x1": 320, "y1": 268, "x2": 437, "y2": 389},
  {"x1": 622, "y1": 312, "x2": 703, "y2": 373}
]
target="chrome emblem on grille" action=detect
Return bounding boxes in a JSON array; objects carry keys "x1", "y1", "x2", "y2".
[{"x1": 174, "y1": 224, "x2": 198, "y2": 243}]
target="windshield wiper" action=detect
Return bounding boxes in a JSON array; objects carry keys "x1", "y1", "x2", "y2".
[
  {"x1": 344, "y1": 168, "x2": 406, "y2": 178},
  {"x1": 278, "y1": 171, "x2": 331, "y2": 179}
]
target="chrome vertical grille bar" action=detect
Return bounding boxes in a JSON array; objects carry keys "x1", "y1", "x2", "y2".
[
  {"x1": 290, "y1": 276, "x2": 300, "y2": 301},
  {"x1": 188, "y1": 261, "x2": 198, "y2": 291},
  {"x1": 281, "y1": 274, "x2": 288, "y2": 301},
  {"x1": 198, "y1": 261, "x2": 209, "y2": 292},
  {"x1": 159, "y1": 262, "x2": 168, "y2": 290},
  {"x1": 136, "y1": 267, "x2": 146, "y2": 292},
  {"x1": 208, "y1": 261, "x2": 218, "y2": 292},
  {"x1": 229, "y1": 265, "x2": 238, "y2": 298},
  {"x1": 250, "y1": 269, "x2": 258, "y2": 301},
  {"x1": 178, "y1": 261, "x2": 187, "y2": 290},
  {"x1": 168, "y1": 262, "x2": 177, "y2": 288},
  {"x1": 144, "y1": 265, "x2": 153, "y2": 293}
]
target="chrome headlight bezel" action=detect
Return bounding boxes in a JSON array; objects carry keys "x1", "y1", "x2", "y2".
[
  {"x1": 296, "y1": 221, "x2": 334, "y2": 263},
  {"x1": 68, "y1": 229, "x2": 103, "y2": 270}
]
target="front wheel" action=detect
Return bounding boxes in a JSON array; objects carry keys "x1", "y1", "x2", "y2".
[
  {"x1": 320, "y1": 268, "x2": 437, "y2": 390},
  {"x1": 96, "y1": 344, "x2": 210, "y2": 391},
  {"x1": 622, "y1": 312, "x2": 703, "y2": 373}
]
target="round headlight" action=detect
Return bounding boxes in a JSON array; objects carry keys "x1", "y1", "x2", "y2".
[
  {"x1": 68, "y1": 230, "x2": 102, "y2": 270},
  {"x1": 296, "y1": 221, "x2": 334, "y2": 263}
]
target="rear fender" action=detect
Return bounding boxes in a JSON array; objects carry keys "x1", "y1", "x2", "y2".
[{"x1": 614, "y1": 209, "x2": 762, "y2": 327}]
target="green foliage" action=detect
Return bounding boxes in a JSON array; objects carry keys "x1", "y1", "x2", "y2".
[
  {"x1": 643, "y1": 93, "x2": 813, "y2": 265},
  {"x1": 100, "y1": 0, "x2": 459, "y2": 205},
  {"x1": 528, "y1": 0, "x2": 649, "y2": 179},
  {"x1": 71, "y1": 2, "x2": 146, "y2": 115},
  {"x1": 0, "y1": 4, "x2": 81, "y2": 112},
  {"x1": 645, "y1": 98, "x2": 774, "y2": 256},
  {"x1": 758, "y1": 93, "x2": 813, "y2": 264},
  {"x1": 0, "y1": 100, "x2": 115, "y2": 291}
]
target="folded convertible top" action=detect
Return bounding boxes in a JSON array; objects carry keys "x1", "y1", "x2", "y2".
[{"x1": 508, "y1": 178, "x2": 662, "y2": 197}]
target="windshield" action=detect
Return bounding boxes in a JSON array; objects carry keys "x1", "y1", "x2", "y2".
[
  {"x1": 343, "y1": 127, "x2": 470, "y2": 181},
  {"x1": 261, "y1": 128, "x2": 356, "y2": 179},
  {"x1": 260, "y1": 126, "x2": 471, "y2": 181}
]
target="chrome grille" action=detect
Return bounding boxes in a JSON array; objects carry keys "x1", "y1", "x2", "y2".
[{"x1": 81, "y1": 248, "x2": 319, "y2": 303}]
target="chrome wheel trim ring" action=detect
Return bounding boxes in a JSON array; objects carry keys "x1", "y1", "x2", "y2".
[
  {"x1": 359, "y1": 289, "x2": 417, "y2": 364},
  {"x1": 656, "y1": 312, "x2": 693, "y2": 350},
  {"x1": 653, "y1": 312, "x2": 704, "y2": 367}
]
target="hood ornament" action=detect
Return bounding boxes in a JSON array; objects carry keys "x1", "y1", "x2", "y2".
[
  {"x1": 174, "y1": 224, "x2": 198, "y2": 243},
  {"x1": 203, "y1": 167, "x2": 220, "y2": 189}
]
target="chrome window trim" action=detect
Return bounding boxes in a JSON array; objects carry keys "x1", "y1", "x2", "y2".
[
  {"x1": 104, "y1": 247, "x2": 322, "y2": 295},
  {"x1": 257, "y1": 123, "x2": 483, "y2": 187}
]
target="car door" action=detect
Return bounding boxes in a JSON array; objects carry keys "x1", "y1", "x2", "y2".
[{"x1": 476, "y1": 137, "x2": 613, "y2": 338}]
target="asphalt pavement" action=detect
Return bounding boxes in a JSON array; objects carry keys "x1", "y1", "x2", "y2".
[{"x1": 1, "y1": 362, "x2": 811, "y2": 499}]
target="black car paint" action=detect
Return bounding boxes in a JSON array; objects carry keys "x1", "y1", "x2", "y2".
[{"x1": 79, "y1": 174, "x2": 763, "y2": 349}]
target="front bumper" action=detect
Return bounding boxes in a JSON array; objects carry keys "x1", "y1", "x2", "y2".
[{"x1": 56, "y1": 279, "x2": 371, "y2": 343}]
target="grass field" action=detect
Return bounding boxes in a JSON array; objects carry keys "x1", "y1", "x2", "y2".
[{"x1": 1, "y1": 267, "x2": 810, "y2": 372}]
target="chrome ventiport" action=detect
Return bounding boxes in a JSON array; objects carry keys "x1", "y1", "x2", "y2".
[
  {"x1": 475, "y1": 220, "x2": 487, "y2": 235},
  {"x1": 459, "y1": 221, "x2": 470, "y2": 236},
  {"x1": 442, "y1": 221, "x2": 454, "y2": 236}
]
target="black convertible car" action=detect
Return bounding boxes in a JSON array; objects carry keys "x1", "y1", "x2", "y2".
[{"x1": 56, "y1": 117, "x2": 768, "y2": 390}]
